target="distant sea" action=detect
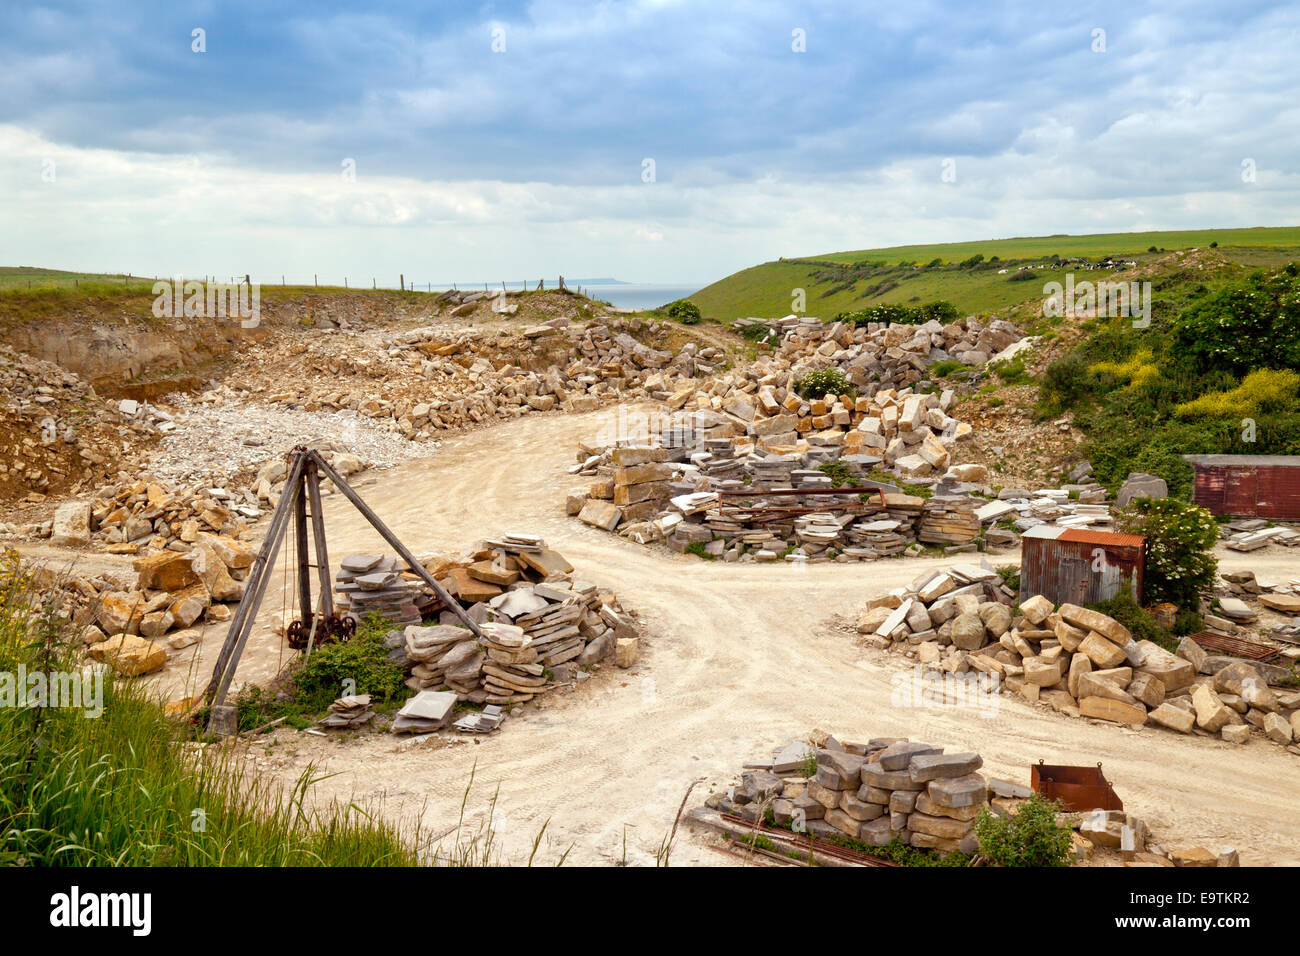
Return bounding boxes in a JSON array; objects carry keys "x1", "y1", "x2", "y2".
[
  {"x1": 428, "y1": 280, "x2": 700, "y2": 311},
  {"x1": 584, "y1": 283, "x2": 699, "y2": 311}
]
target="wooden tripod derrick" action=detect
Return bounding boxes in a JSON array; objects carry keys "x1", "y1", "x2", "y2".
[{"x1": 203, "y1": 446, "x2": 482, "y2": 722}]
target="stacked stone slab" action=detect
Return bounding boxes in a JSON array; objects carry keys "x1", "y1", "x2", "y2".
[
  {"x1": 336, "y1": 553, "x2": 425, "y2": 625},
  {"x1": 702, "y1": 730, "x2": 1243, "y2": 866},
  {"x1": 710, "y1": 736, "x2": 988, "y2": 856},
  {"x1": 916, "y1": 495, "x2": 981, "y2": 545},
  {"x1": 394, "y1": 534, "x2": 639, "y2": 706}
]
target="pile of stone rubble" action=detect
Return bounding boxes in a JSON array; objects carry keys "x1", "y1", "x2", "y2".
[
  {"x1": 19, "y1": 447, "x2": 374, "y2": 552},
  {"x1": 855, "y1": 567, "x2": 1300, "y2": 752},
  {"x1": 714, "y1": 314, "x2": 1024, "y2": 398},
  {"x1": 60, "y1": 532, "x2": 259, "y2": 678},
  {"x1": 242, "y1": 315, "x2": 706, "y2": 441},
  {"x1": 0, "y1": 346, "x2": 163, "y2": 503},
  {"x1": 700, "y1": 731, "x2": 1238, "y2": 866},
  {"x1": 1211, "y1": 570, "x2": 1300, "y2": 642}
]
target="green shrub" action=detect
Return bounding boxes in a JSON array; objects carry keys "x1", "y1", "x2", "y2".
[
  {"x1": 929, "y1": 360, "x2": 970, "y2": 377},
  {"x1": 737, "y1": 322, "x2": 776, "y2": 342},
  {"x1": 1115, "y1": 497, "x2": 1219, "y2": 608},
  {"x1": 975, "y1": 793, "x2": 1073, "y2": 867},
  {"x1": 287, "y1": 615, "x2": 409, "y2": 712},
  {"x1": 1175, "y1": 368, "x2": 1300, "y2": 419},
  {"x1": 662, "y1": 298, "x2": 702, "y2": 324},
  {"x1": 1170, "y1": 266, "x2": 1300, "y2": 374},
  {"x1": 684, "y1": 541, "x2": 716, "y2": 560},
  {"x1": 834, "y1": 300, "x2": 960, "y2": 327},
  {"x1": 995, "y1": 564, "x2": 1021, "y2": 594},
  {"x1": 990, "y1": 355, "x2": 1033, "y2": 386},
  {"x1": 795, "y1": 367, "x2": 853, "y2": 399},
  {"x1": 817, "y1": 461, "x2": 853, "y2": 487}
]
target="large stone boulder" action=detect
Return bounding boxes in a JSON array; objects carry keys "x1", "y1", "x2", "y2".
[
  {"x1": 87, "y1": 634, "x2": 167, "y2": 676},
  {"x1": 1213, "y1": 661, "x2": 1279, "y2": 712},
  {"x1": 96, "y1": 591, "x2": 146, "y2": 636},
  {"x1": 950, "y1": 611, "x2": 988, "y2": 650},
  {"x1": 978, "y1": 602, "x2": 1014, "y2": 638},
  {"x1": 134, "y1": 550, "x2": 200, "y2": 591},
  {"x1": 1058, "y1": 605, "x2": 1132, "y2": 646},
  {"x1": 1191, "y1": 684, "x2": 1233, "y2": 732},
  {"x1": 1117, "y1": 473, "x2": 1168, "y2": 508},
  {"x1": 50, "y1": 501, "x2": 92, "y2": 546}
]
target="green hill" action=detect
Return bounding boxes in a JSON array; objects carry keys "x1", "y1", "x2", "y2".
[{"x1": 690, "y1": 225, "x2": 1300, "y2": 320}]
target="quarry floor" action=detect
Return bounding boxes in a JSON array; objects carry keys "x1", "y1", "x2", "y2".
[{"x1": 22, "y1": 404, "x2": 1300, "y2": 866}]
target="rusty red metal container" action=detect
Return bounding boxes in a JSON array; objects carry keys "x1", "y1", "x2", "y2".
[
  {"x1": 1031, "y1": 762, "x2": 1123, "y2": 812},
  {"x1": 1184, "y1": 454, "x2": 1300, "y2": 520},
  {"x1": 1019, "y1": 527, "x2": 1146, "y2": 606}
]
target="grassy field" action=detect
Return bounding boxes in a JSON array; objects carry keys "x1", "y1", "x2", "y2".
[
  {"x1": 0, "y1": 271, "x2": 441, "y2": 329},
  {"x1": 690, "y1": 225, "x2": 1300, "y2": 320},
  {"x1": 0, "y1": 266, "x2": 160, "y2": 292},
  {"x1": 809, "y1": 225, "x2": 1300, "y2": 265}
]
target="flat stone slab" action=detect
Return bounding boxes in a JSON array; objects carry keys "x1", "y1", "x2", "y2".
[
  {"x1": 909, "y1": 752, "x2": 983, "y2": 783},
  {"x1": 878, "y1": 740, "x2": 942, "y2": 771},
  {"x1": 771, "y1": 741, "x2": 815, "y2": 775},
  {"x1": 340, "y1": 553, "x2": 384, "y2": 573},
  {"x1": 397, "y1": 690, "x2": 457, "y2": 724}
]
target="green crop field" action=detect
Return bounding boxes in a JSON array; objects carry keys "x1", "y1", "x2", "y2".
[{"x1": 690, "y1": 225, "x2": 1300, "y2": 321}]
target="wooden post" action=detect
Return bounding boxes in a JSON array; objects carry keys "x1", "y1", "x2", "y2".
[
  {"x1": 400, "y1": 274, "x2": 405, "y2": 291},
  {"x1": 305, "y1": 461, "x2": 333, "y2": 617},
  {"x1": 293, "y1": 483, "x2": 311, "y2": 625},
  {"x1": 314, "y1": 274, "x2": 318, "y2": 287}
]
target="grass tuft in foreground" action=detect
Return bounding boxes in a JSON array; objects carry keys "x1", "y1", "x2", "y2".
[{"x1": 0, "y1": 560, "x2": 424, "y2": 866}]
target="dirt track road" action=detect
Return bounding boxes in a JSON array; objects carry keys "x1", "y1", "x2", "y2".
[{"x1": 154, "y1": 407, "x2": 1300, "y2": 865}]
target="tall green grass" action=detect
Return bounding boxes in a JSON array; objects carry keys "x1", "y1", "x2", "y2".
[{"x1": 0, "y1": 558, "x2": 424, "y2": 866}]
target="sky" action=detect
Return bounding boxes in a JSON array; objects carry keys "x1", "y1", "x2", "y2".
[{"x1": 2, "y1": 0, "x2": 1298, "y2": 286}]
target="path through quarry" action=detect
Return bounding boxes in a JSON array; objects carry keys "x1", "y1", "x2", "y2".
[{"x1": 190, "y1": 407, "x2": 1300, "y2": 866}]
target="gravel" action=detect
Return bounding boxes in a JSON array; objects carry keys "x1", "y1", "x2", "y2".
[{"x1": 147, "y1": 395, "x2": 433, "y2": 485}]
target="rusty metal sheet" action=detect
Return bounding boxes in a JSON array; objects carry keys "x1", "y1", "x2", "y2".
[
  {"x1": 1031, "y1": 762, "x2": 1123, "y2": 812},
  {"x1": 1193, "y1": 462, "x2": 1300, "y2": 521},
  {"x1": 1058, "y1": 529, "x2": 1146, "y2": 548},
  {"x1": 1020, "y1": 536, "x2": 1144, "y2": 606},
  {"x1": 1257, "y1": 464, "x2": 1300, "y2": 521},
  {"x1": 1187, "y1": 631, "x2": 1280, "y2": 662}
]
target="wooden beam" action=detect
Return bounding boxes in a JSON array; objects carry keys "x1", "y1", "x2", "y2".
[
  {"x1": 293, "y1": 480, "x2": 311, "y2": 624},
  {"x1": 305, "y1": 461, "x2": 334, "y2": 617}
]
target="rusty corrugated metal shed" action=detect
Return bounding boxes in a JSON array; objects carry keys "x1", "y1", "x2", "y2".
[
  {"x1": 1182, "y1": 454, "x2": 1300, "y2": 521},
  {"x1": 1020, "y1": 527, "x2": 1146, "y2": 606}
]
